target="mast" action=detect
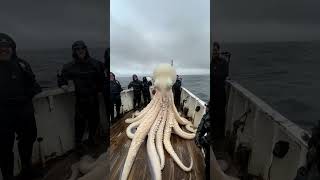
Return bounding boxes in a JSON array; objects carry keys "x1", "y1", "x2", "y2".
[{"x1": 171, "y1": 59, "x2": 173, "y2": 66}]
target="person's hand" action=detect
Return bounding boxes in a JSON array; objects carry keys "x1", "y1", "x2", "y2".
[{"x1": 61, "y1": 85, "x2": 69, "y2": 92}]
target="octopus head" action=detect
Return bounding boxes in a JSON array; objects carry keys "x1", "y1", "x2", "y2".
[{"x1": 153, "y1": 64, "x2": 177, "y2": 92}]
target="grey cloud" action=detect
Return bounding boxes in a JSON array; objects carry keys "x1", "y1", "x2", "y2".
[
  {"x1": 111, "y1": 0, "x2": 210, "y2": 76},
  {"x1": 214, "y1": 0, "x2": 320, "y2": 42},
  {"x1": 0, "y1": 0, "x2": 107, "y2": 49}
]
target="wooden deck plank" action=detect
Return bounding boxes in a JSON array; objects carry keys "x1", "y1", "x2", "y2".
[{"x1": 110, "y1": 111, "x2": 205, "y2": 180}]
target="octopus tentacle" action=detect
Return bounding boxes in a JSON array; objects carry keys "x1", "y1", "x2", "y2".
[
  {"x1": 169, "y1": 92, "x2": 192, "y2": 125},
  {"x1": 172, "y1": 118, "x2": 196, "y2": 140},
  {"x1": 164, "y1": 112, "x2": 193, "y2": 171},
  {"x1": 185, "y1": 124, "x2": 197, "y2": 133},
  {"x1": 147, "y1": 104, "x2": 165, "y2": 180},
  {"x1": 125, "y1": 94, "x2": 160, "y2": 123},
  {"x1": 133, "y1": 93, "x2": 159, "y2": 117},
  {"x1": 126, "y1": 99, "x2": 160, "y2": 139},
  {"x1": 120, "y1": 95, "x2": 162, "y2": 180},
  {"x1": 126, "y1": 120, "x2": 142, "y2": 139},
  {"x1": 156, "y1": 107, "x2": 167, "y2": 170}
]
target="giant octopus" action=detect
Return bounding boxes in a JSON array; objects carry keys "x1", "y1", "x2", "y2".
[
  {"x1": 120, "y1": 64, "x2": 197, "y2": 180},
  {"x1": 67, "y1": 64, "x2": 238, "y2": 180}
]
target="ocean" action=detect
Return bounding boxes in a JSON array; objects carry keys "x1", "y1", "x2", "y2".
[
  {"x1": 19, "y1": 41, "x2": 320, "y2": 130},
  {"x1": 223, "y1": 41, "x2": 320, "y2": 130},
  {"x1": 116, "y1": 75, "x2": 210, "y2": 103},
  {"x1": 19, "y1": 48, "x2": 210, "y2": 103}
]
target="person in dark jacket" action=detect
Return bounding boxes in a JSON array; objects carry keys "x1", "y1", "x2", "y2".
[
  {"x1": 0, "y1": 33, "x2": 42, "y2": 180},
  {"x1": 128, "y1": 74, "x2": 143, "y2": 110},
  {"x1": 57, "y1": 41, "x2": 105, "y2": 148},
  {"x1": 110, "y1": 72, "x2": 122, "y2": 122},
  {"x1": 211, "y1": 42, "x2": 228, "y2": 139},
  {"x1": 195, "y1": 102, "x2": 211, "y2": 180},
  {"x1": 142, "y1": 77, "x2": 152, "y2": 106},
  {"x1": 172, "y1": 75, "x2": 182, "y2": 110}
]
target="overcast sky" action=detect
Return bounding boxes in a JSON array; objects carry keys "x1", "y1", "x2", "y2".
[
  {"x1": 214, "y1": 0, "x2": 320, "y2": 43},
  {"x1": 111, "y1": 0, "x2": 210, "y2": 76},
  {"x1": 0, "y1": 0, "x2": 107, "y2": 49}
]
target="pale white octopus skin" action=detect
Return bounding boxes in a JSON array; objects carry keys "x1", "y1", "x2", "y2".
[
  {"x1": 66, "y1": 64, "x2": 235, "y2": 180},
  {"x1": 121, "y1": 64, "x2": 196, "y2": 180}
]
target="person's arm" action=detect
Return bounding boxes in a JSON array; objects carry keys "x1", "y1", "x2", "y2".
[
  {"x1": 22, "y1": 60, "x2": 42, "y2": 97},
  {"x1": 57, "y1": 65, "x2": 69, "y2": 87},
  {"x1": 117, "y1": 81, "x2": 123, "y2": 92}
]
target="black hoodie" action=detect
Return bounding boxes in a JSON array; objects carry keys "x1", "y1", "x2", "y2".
[
  {"x1": 0, "y1": 33, "x2": 41, "y2": 104},
  {"x1": 57, "y1": 41, "x2": 105, "y2": 97}
]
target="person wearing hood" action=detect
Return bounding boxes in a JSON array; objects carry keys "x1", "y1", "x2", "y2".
[
  {"x1": 57, "y1": 41, "x2": 105, "y2": 149},
  {"x1": 211, "y1": 42, "x2": 228, "y2": 139},
  {"x1": 0, "y1": 33, "x2": 42, "y2": 180},
  {"x1": 128, "y1": 74, "x2": 143, "y2": 110},
  {"x1": 142, "y1": 77, "x2": 152, "y2": 106},
  {"x1": 110, "y1": 72, "x2": 123, "y2": 123},
  {"x1": 172, "y1": 75, "x2": 182, "y2": 110}
]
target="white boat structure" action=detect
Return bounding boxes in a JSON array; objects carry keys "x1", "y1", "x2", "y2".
[{"x1": 0, "y1": 79, "x2": 311, "y2": 180}]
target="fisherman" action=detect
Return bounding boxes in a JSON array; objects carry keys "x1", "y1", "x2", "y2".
[
  {"x1": 0, "y1": 33, "x2": 42, "y2": 180},
  {"x1": 172, "y1": 75, "x2": 182, "y2": 110},
  {"x1": 57, "y1": 41, "x2": 105, "y2": 148},
  {"x1": 212, "y1": 42, "x2": 229, "y2": 139},
  {"x1": 142, "y1": 77, "x2": 152, "y2": 106},
  {"x1": 110, "y1": 72, "x2": 123, "y2": 123},
  {"x1": 195, "y1": 101, "x2": 211, "y2": 180},
  {"x1": 128, "y1": 74, "x2": 143, "y2": 110}
]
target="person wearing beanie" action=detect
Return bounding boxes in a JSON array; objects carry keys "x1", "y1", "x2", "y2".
[
  {"x1": 109, "y1": 72, "x2": 123, "y2": 123},
  {"x1": 57, "y1": 40, "x2": 105, "y2": 150},
  {"x1": 128, "y1": 74, "x2": 143, "y2": 110},
  {"x1": 0, "y1": 33, "x2": 42, "y2": 180}
]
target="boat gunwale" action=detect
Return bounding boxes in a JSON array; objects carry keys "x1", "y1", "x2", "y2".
[{"x1": 226, "y1": 80, "x2": 310, "y2": 148}]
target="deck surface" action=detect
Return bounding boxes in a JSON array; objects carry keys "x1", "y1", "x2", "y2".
[
  {"x1": 110, "y1": 111, "x2": 205, "y2": 180},
  {"x1": 37, "y1": 136, "x2": 107, "y2": 180}
]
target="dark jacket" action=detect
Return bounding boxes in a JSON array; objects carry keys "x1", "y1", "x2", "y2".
[
  {"x1": 195, "y1": 111, "x2": 211, "y2": 147},
  {"x1": 212, "y1": 57, "x2": 228, "y2": 88},
  {"x1": 128, "y1": 79, "x2": 143, "y2": 95},
  {"x1": 0, "y1": 33, "x2": 41, "y2": 105},
  {"x1": 172, "y1": 79, "x2": 182, "y2": 95},
  {"x1": 110, "y1": 79, "x2": 122, "y2": 100},
  {"x1": 142, "y1": 80, "x2": 152, "y2": 95},
  {"x1": 58, "y1": 58, "x2": 105, "y2": 97}
]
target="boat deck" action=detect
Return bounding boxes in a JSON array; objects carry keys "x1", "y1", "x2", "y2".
[
  {"x1": 110, "y1": 111, "x2": 206, "y2": 180},
  {"x1": 35, "y1": 136, "x2": 107, "y2": 180}
]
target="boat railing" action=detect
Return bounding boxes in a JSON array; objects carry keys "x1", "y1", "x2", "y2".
[{"x1": 225, "y1": 80, "x2": 310, "y2": 180}]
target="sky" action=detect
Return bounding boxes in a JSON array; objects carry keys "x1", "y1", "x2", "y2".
[
  {"x1": 0, "y1": 0, "x2": 107, "y2": 49},
  {"x1": 214, "y1": 0, "x2": 320, "y2": 43},
  {"x1": 110, "y1": 0, "x2": 210, "y2": 76}
]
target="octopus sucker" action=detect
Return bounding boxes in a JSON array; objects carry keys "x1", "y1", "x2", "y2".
[{"x1": 121, "y1": 64, "x2": 196, "y2": 180}]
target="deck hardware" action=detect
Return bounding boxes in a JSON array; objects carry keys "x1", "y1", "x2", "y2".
[
  {"x1": 301, "y1": 132, "x2": 310, "y2": 143},
  {"x1": 195, "y1": 106, "x2": 201, "y2": 112},
  {"x1": 273, "y1": 141, "x2": 289, "y2": 158},
  {"x1": 47, "y1": 96, "x2": 54, "y2": 112},
  {"x1": 294, "y1": 120, "x2": 320, "y2": 179},
  {"x1": 183, "y1": 107, "x2": 189, "y2": 117},
  {"x1": 232, "y1": 108, "x2": 251, "y2": 135}
]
